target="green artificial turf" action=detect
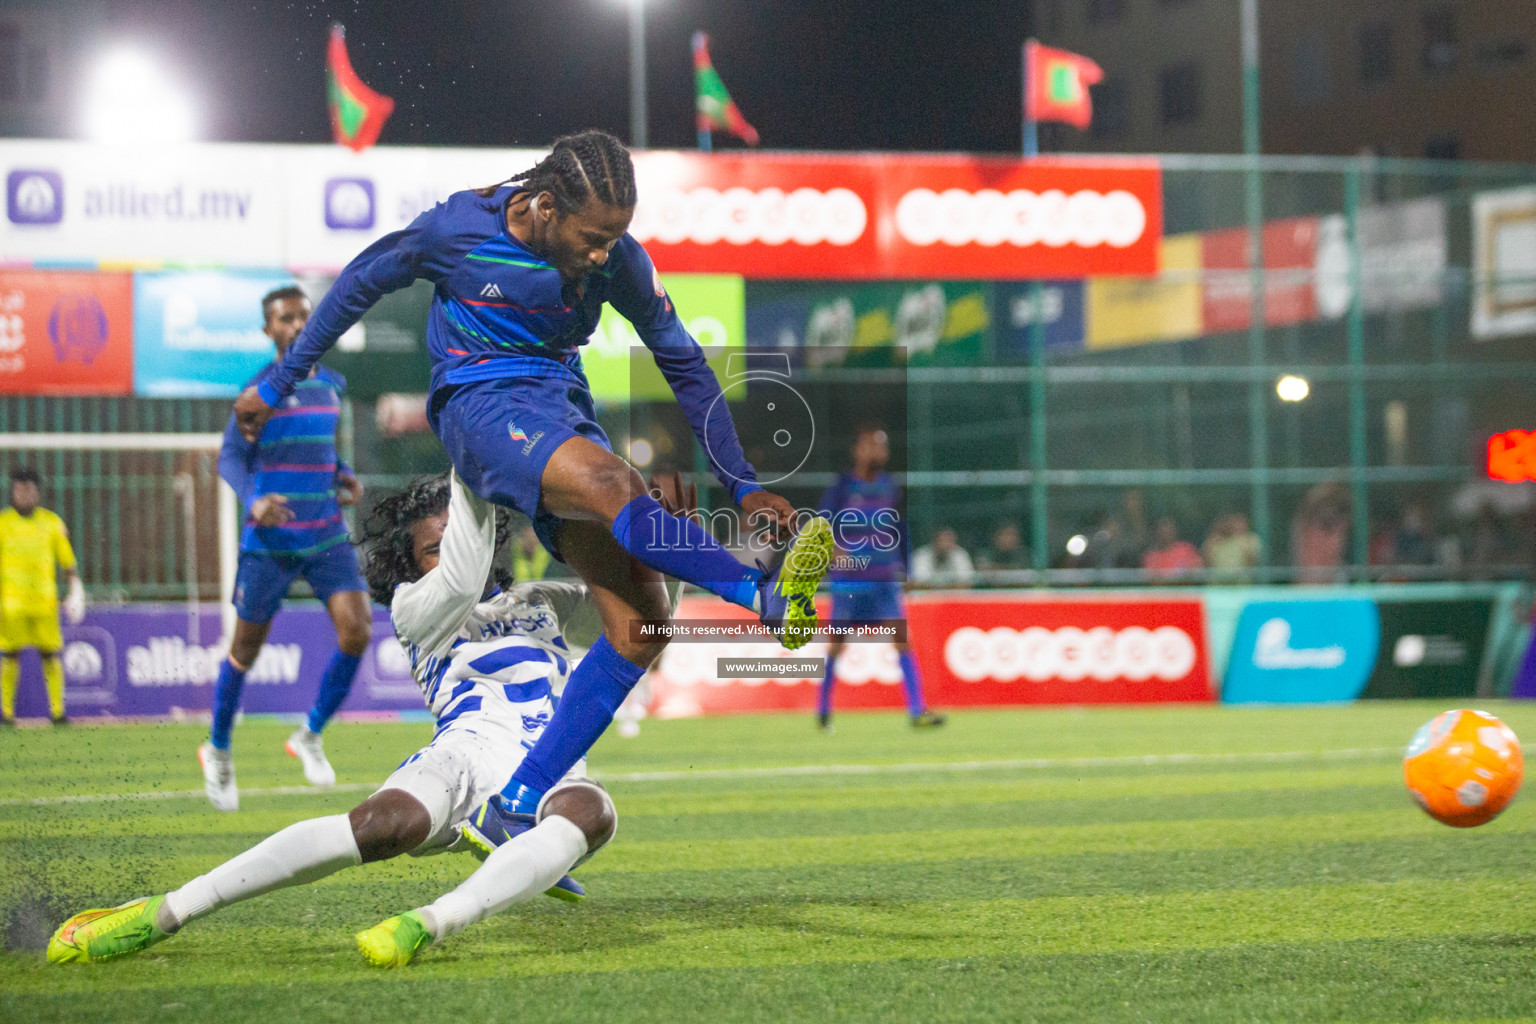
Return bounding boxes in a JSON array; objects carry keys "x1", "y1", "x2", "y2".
[{"x1": 2, "y1": 701, "x2": 1535, "y2": 1023}]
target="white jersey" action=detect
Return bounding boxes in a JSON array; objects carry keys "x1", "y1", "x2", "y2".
[{"x1": 388, "y1": 472, "x2": 677, "y2": 749}]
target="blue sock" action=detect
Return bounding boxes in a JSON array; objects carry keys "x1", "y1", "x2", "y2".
[
  {"x1": 210, "y1": 658, "x2": 247, "y2": 750},
  {"x1": 898, "y1": 650, "x2": 927, "y2": 717},
  {"x1": 306, "y1": 650, "x2": 361, "y2": 734},
  {"x1": 506, "y1": 635, "x2": 646, "y2": 804},
  {"x1": 818, "y1": 655, "x2": 837, "y2": 719},
  {"x1": 612, "y1": 494, "x2": 761, "y2": 610}
]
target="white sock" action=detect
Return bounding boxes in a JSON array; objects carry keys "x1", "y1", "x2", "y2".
[
  {"x1": 418, "y1": 815, "x2": 587, "y2": 941},
  {"x1": 162, "y1": 813, "x2": 361, "y2": 929}
]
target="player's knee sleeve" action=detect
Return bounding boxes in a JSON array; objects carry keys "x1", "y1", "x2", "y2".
[{"x1": 537, "y1": 778, "x2": 616, "y2": 865}]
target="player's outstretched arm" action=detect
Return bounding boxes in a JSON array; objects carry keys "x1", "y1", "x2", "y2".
[
  {"x1": 235, "y1": 209, "x2": 459, "y2": 441},
  {"x1": 390, "y1": 472, "x2": 498, "y2": 659}
]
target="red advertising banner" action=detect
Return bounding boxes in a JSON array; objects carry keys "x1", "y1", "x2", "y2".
[
  {"x1": 645, "y1": 593, "x2": 1212, "y2": 718},
  {"x1": 629, "y1": 153, "x2": 1161, "y2": 280},
  {"x1": 1200, "y1": 216, "x2": 1320, "y2": 333},
  {"x1": 0, "y1": 270, "x2": 133, "y2": 394}
]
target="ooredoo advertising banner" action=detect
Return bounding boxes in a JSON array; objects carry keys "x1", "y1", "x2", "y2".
[
  {"x1": 645, "y1": 594, "x2": 1212, "y2": 718},
  {"x1": 633, "y1": 153, "x2": 1161, "y2": 280},
  {"x1": 0, "y1": 269, "x2": 133, "y2": 394}
]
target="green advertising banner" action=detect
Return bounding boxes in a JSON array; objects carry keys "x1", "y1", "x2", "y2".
[
  {"x1": 746, "y1": 279, "x2": 992, "y2": 368},
  {"x1": 586, "y1": 274, "x2": 745, "y2": 403}
]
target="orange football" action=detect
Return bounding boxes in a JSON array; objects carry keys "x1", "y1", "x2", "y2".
[{"x1": 1403, "y1": 709, "x2": 1523, "y2": 828}]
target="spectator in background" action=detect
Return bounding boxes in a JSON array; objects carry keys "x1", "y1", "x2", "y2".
[
  {"x1": 1203, "y1": 513, "x2": 1262, "y2": 584},
  {"x1": 1142, "y1": 518, "x2": 1203, "y2": 582},
  {"x1": 512, "y1": 523, "x2": 551, "y2": 582},
  {"x1": 0, "y1": 468, "x2": 85, "y2": 725},
  {"x1": 1292, "y1": 482, "x2": 1351, "y2": 585},
  {"x1": 911, "y1": 527, "x2": 976, "y2": 589},
  {"x1": 979, "y1": 523, "x2": 1030, "y2": 577}
]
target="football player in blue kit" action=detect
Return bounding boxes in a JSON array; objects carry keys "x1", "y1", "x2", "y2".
[
  {"x1": 232, "y1": 130, "x2": 833, "y2": 817},
  {"x1": 817, "y1": 426, "x2": 945, "y2": 731}
]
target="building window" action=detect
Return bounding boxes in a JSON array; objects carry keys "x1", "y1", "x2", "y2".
[
  {"x1": 1159, "y1": 62, "x2": 1201, "y2": 125},
  {"x1": 1292, "y1": 33, "x2": 1330, "y2": 107},
  {"x1": 1421, "y1": 8, "x2": 1456, "y2": 74},
  {"x1": 1087, "y1": 0, "x2": 1126, "y2": 25},
  {"x1": 1358, "y1": 21, "x2": 1393, "y2": 85},
  {"x1": 1425, "y1": 136, "x2": 1460, "y2": 160},
  {"x1": 1090, "y1": 79, "x2": 1128, "y2": 140}
]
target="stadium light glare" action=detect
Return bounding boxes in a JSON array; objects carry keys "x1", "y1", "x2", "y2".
[
  {"x1": 1066, "y1": 534, "x2": 1088, "y2": 557},
  {"x1": 1276, "y1": 375, "x2": 1311, "y2": 403},
  {"x1": 629, "y1": 438, "x2": 655, "y2": 468},
  {"x1": 82, "y1": 49, "x2": 195, "y2": 144}
]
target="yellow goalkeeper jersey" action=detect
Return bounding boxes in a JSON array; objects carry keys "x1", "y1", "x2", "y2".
[{"x1": 0, "y1": 507, "x2": 76, "y2": 617}]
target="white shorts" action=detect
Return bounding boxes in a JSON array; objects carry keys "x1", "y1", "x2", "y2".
[{"x1": 378, "y1": 710, "x2": 585, "y2": 850}]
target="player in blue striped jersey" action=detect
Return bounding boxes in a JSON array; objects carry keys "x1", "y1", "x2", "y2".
[
  {"x1": 47, "y1": 471, "x2": 695, "y2": 968},
  {"x1": 202, "y1": 286, "x2": 372, "y2": 811},
  {"x1": 232, "y1": 131, "x2": 832, "y2": 819}
]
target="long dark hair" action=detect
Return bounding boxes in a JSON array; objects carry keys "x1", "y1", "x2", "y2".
[
  {"x1": 361, "y1": 474, "x2": 513, "y2": 607},
  {"x1": 476, "y1": 129, "x2": 638, "y2": 214}
]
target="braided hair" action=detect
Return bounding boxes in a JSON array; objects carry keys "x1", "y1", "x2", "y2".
[
  {"x1": 477, "y1": 129, "x2": 638, "y2": 213},
  {"x1": 361, "y1": 473, "x2": 513, "y2": 607}
]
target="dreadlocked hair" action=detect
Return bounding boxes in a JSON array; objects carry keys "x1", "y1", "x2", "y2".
[
  {"x1": 475, "y1": 129, "x2": 637, "y2": 213},
  {"x1": 361, "y1": 473, "x2": 513, "y2": 607}
]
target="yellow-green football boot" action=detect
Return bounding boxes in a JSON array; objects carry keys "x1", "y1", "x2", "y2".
[
  {"x1": 757, "y1": 515, "x2": 834, "y2": 650},
  {"x1": 356, "y1": 910, "x2": 432, "y2": 968},
  {"x1": 47, "y1": 895, "x2": 172, "y2": 964}
]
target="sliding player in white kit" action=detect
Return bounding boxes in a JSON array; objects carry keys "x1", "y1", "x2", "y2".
[{"x1": 47, "y1": 471, "x2": 688, "y2": 968}]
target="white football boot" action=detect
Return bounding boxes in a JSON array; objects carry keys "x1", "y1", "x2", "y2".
[
  {"x1": 285, "y1": 727, "x2": 336, "y2": 787},
  {"x1": 197, "y1": 742, "x2": 238, "y2": 812}
]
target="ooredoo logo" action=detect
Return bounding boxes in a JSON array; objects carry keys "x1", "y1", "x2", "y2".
[
  {"x1": 7, "y1": 169, "x2": 64, "y2": 225},
  {"x1": 943, "y1": 624, "x2": 1198, "y2": 683},
  {"x1": 895, "y1": 188, "x2": 1147, "y2": 249},
  {"x1": 631, "y1": 187, "x2": 867, "y2": 247},
  {"x1": 324, "y1": 177, "x2": 376, "y2": 230}
]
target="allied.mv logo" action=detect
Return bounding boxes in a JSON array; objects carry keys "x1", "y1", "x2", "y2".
[
  {"x1": 6, "y1": 169, "x2": 64, "y2": 225},
  {"x1": 324, "y1": 178, "x2": 375, "y2": 230}
]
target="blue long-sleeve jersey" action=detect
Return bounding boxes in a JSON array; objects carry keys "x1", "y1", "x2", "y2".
[
  {"x1": 818, "y1": 472, "x2": 907, "y2": 583},
  {"x1": 257, "y1": 185, "x2": 762, "y2": 503},
  {"x1": 221, "y1": 362, "x2": 353, "y2": 557}
]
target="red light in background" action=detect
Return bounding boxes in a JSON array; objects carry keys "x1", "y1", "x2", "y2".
[{"x1": 1488, "y1": 430, "x2": 1536, "y2": 482}]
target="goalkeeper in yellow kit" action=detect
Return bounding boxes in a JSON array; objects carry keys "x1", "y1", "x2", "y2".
[{"x1": 0, "y1": 468, "x2": 85, "y2": 725}]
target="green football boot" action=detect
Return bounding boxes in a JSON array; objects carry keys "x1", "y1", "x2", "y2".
[
  {"x1": 758, "y1": 515, "x2": 834, "y2": 650},
  {"x1": 47, "y1": 895, "x2": 172, "y2": 964},
  {"x1": 356, "y1": 910, "x2": 433, "y2": 968}
]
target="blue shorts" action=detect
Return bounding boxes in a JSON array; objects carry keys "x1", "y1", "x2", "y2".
[
  {"x1": 432, "y1": 375, "x2": 612, "y2": 562},
  {"x1": 232, "y1": 542, "x2": 367, "y2": 624},
  {"x1": 830, "y1": 580, "x2": 906, "y2": 623}
]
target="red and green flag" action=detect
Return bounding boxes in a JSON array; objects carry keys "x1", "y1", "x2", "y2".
[
  {"x1": 694, "y1": 32, "x2": 759, "y2": 147},
  {"x1": 327, "y1": 24, "x2": 394, "y2": 152},
  {"x1": 1024, "y1": 39, "x2": 1103, "y2": 130}
]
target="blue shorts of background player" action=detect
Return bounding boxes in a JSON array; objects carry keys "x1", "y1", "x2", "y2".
[
  {"x1": 233, "y1": 543, "x2": 369, "y2": 623},
  {"x1": 819, "y1": 580, "x2": 941, "y2": 729}
]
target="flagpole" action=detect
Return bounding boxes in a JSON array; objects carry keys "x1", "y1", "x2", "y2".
[
  {"x1": 1021, "y1": 40, "x2": 1038, "y2": 158},
  {"x1": 699, "y1": 126, "x2": 712, "y2": 152}
]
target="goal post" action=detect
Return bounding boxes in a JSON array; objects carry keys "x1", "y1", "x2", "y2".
[{"x1": 2, "y1": 432, "x2": 239, "y2": 641}]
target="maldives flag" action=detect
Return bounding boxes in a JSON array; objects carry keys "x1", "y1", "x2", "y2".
[
  {"x1": 327, "y1": 24, "x2": 394, "y2": 152},
  {"x1": 694, "y1": 32, "x2": 760, "y2": 146},
  {"x1": 1025, "y1": 40, "x2": 1103, "y2": 130}
]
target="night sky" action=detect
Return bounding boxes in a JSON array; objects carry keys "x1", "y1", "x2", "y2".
[{"x1": 104, "y1": 0, "x2": 1036, "y2": 152}]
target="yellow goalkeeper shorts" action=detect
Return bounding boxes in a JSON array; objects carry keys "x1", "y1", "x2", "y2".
[{"x1": 0, "y1": 613, "x2": 63, "y2": 655}]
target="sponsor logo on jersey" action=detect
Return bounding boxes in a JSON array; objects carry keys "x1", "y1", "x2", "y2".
[
  {"x1": 509, "y1": 422, "x2": 528, "y2": 441},
  {"x1": 480, "y1": 283, "x2": 505, "y2": 299}
]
